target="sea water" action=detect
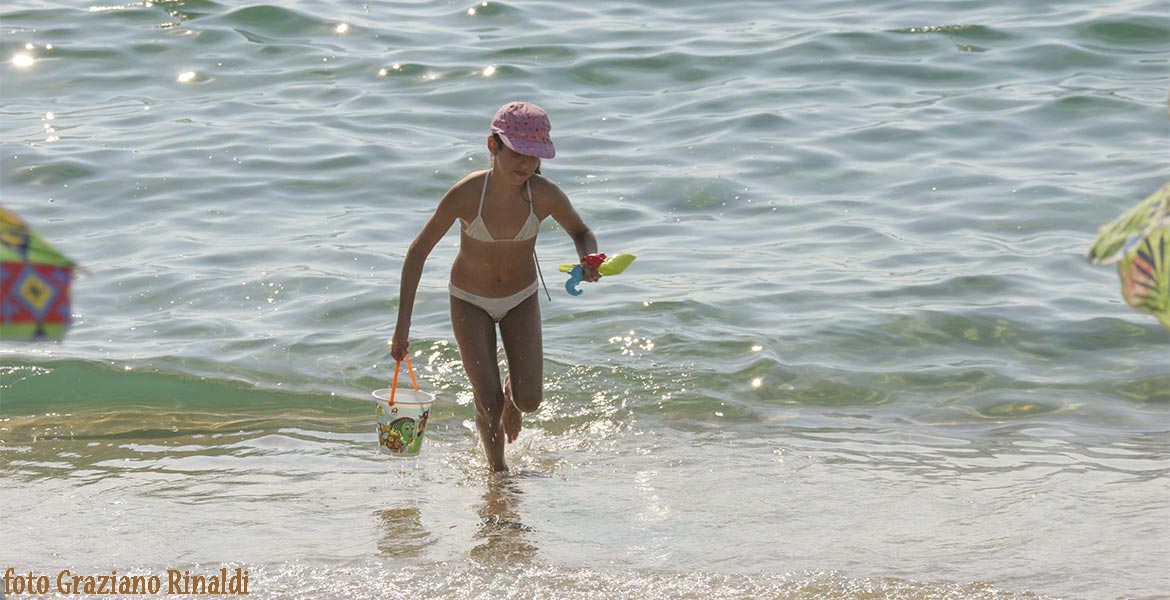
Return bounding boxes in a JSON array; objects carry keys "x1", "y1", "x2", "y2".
[{"x1": 1, "y1": 1, "x2": 1167, "y2": 598}]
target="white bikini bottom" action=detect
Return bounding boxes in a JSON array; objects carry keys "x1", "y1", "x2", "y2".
[{"x1": 449, "y1": 280, "x2": 539, "y2": 322}]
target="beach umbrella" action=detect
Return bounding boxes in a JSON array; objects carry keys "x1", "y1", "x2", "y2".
[
  {"x1": 1087, "y1": 183, "x2": 1169, "y2": 329},
  {"x1": 0, "y1": 206, "x2": 76, "y2": 340}
]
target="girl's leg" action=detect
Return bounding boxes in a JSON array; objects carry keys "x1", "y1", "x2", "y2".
[
  {"x1": 498, "y1": 292, "x2": 543, "y2": 443},
  {"x1": 451, "y1": 295, "x2": 508, "y2": 471}
]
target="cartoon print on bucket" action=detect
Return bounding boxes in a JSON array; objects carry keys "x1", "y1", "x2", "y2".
[{"x1": 377, "y1": 408, "x2": 430, "y2": 454}]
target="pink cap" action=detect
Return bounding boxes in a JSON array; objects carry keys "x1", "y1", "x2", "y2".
[{"x1": 490, "y1": 101, "x2": 555, "y2": 159}]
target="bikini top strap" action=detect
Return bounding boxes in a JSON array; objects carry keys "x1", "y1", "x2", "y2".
[
  {"x1": 526, "y1": 179, "x2": 534, "y2": 215},
  {"x1": 478, "y1": 170, "x2": 490, "y2": 218}
]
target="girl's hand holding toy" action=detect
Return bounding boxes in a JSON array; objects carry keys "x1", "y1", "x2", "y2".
[{"x1": 559, "y1": 252, "x2": 636, "y2": 296}]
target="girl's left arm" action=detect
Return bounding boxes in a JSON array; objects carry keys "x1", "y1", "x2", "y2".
[{"x1": 544, "y1": 181, "x2": 601, "y2": 282}]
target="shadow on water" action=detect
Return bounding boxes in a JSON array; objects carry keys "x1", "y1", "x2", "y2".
[
  {"x1": 373, "y1": 472, "x2": 537, "y2": 564},
  {"x1": 471, "y1": 474, "x2": 538, "y2": 564},
  {"x1": 374, "y1": 506, "x2": 433, "y2": 559}
]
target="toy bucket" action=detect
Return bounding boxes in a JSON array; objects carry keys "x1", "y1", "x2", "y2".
[{"x1": 373, "y1": 356, "x2": 434, "y2": 457}]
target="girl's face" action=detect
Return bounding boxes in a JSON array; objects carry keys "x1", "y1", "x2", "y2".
[{"x1": 490, "y1": 136, "x2": 540, "y2": 184}]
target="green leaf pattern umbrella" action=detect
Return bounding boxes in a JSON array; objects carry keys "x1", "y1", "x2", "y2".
[
  {"x1": 1088, "y1": 183, "x2": 1170, "y2": 329},
  {"x1": 1, "y1": 206, "x2": 77, "y2": 340}
]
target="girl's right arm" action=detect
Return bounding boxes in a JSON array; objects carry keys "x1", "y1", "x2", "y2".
[{"x1": 391, "y1": 186, "x2": 465, "y2": 360}]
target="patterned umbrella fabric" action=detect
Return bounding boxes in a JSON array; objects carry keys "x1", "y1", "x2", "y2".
[
  {"x1": 1, "y1": 206, "x2": 76, "y2": 340},
  {"x1": 1087, "y1": 183, "x2": 1170, "y2": 329}
]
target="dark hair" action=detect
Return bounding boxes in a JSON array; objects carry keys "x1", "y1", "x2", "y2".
[{"x1": 493, "y1": 133, "x2": 541, "y2": 175}]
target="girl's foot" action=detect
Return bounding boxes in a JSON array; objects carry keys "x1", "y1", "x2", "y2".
[{"x1": 502, "y1": 375, "x2": 522, "y2": 443}]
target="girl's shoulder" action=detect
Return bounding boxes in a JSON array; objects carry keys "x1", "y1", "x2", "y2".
[
  {"x1": 450, "y1": 169, "x2": 489, "y2": 194},
  {"x1": 442, "y1": 170, "x2": 488, "y2": 203},
  {"x1": 528, "y1": 174, "x2": 571, "y2": 220},
  {"x1": 529, "y1": 174, "x2": 569, "y2": 203},
  {"x1": 436, "y1": 171, "x2": 488, "y2": 221}
]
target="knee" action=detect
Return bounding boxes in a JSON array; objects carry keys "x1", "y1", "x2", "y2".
[{"x1": 510, "y1": 385, "x2": 542, "y2": 413}]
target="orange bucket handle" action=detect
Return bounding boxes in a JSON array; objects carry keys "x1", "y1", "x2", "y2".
[{"x1": 389, "y1": 355, "x2": 419, "y2": 406}]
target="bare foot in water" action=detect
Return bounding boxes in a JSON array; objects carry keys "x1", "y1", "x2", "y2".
[{"x1": 502, "y1": 374, "x2": 522, "y2": 443}]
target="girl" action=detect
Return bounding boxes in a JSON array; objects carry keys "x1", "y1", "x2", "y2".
[{"x1": 390, "y1": 101, "x2": 602, "y2": 471}]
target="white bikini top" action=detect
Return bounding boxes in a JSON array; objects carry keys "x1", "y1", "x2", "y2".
[{"x1": 462, "y1": 171, "x2": 540, "y2": 242}]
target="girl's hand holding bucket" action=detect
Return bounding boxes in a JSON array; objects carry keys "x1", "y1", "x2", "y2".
[
  {"x1": 390, "y1": 331, "x2": 409, "y2": 362},
  {"x1": 373, "y1": 356, "x2": 434, "y2": 457}
]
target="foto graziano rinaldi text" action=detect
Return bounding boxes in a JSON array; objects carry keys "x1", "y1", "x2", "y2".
[{"x1": 3, "y1": 567, "x2": 250, "y2": 596}]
